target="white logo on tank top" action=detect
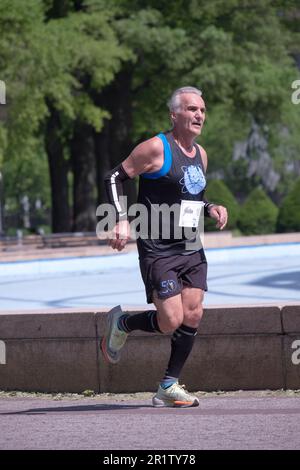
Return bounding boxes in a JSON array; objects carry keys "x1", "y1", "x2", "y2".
[{"x1": 179, "y1": 165, "x2": 206, "y2": 195}]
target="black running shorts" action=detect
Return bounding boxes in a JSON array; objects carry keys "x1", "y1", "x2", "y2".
[{"x1": 139, "y1": 250, "x2": 208, "y2": 304}]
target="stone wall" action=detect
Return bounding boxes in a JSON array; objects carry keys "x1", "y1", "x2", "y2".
[{"x1": 0, "y1": 305, "x2": 300, "y2": 393}]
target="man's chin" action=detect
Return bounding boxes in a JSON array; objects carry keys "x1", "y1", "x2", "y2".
[{"x1": 191, "y1": 127, "x2": 202, "y2": 136}]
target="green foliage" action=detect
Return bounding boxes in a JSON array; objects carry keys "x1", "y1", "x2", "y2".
[
  {"x1": 200, "y1": 103, "x2": 249, "y2": 174},
  {"x1": 0, "y1": 0, "x2": 299, "y2": 232},
  {"x1": 277, "y1": 179, "x2": 300, "y2": 233},
  {"x1": 0, "y1": 0, "x2": 128, "y2": 208},
  {"x1": 268, "y1": 97, "x2": 300, "y2": 197},
  {"x1": 109, "y1": 0, "x2": 300, "y2": 178},
  {"x1": 0, "y1": 125, "x2": 7, "y2": 168},
  {"x1": 204, "y1": 179, "x2": 240, "y2": 231},
  {"x1": 238, "y1": 187, "x2": 279, "y2": 235},
  {"x1": 4, "y1": 146, "x2": 51, "y2": 209}
]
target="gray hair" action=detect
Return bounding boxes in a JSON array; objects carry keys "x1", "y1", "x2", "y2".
[{"x1": 167, "y1": 86, "x2": 203, "y2": 112}]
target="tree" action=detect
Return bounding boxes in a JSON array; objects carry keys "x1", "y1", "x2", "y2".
[
  {"x1": 238, "y1": 187, "x2": 278, "y2": 235},
  {"x1": 42, "y1": 5, "x2": 131, "y2": 231},
  {"x1": 91, "y1": 5, "x2": 195, "y2": 210},
  {"x1": 0, "y1": 0, "x2": 128, "y2": 232},
  {"x1": 204, "y1": 179, "x2": 240, "y2": 231},
  {"x1": 0, "y1": 0, "x2": 52, "y2": 231},
  {"x1": 1, "y1": 0, "x2": 299, "y2": 234},
  {"x1": 277, "y1": 178, "x2": 300, "y2": 233}
]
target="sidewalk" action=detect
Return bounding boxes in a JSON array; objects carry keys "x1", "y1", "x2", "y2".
[{"x1": 0, "y1": 390, "x2": 300, "y2": 450}]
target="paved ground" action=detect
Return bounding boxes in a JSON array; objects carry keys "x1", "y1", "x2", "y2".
[
  {"x1": 1, "y1": 243, "x2": 300, "y2": 310},
  {"x1": 1, "y1": 390, "x2": 300, "y2": 450}
]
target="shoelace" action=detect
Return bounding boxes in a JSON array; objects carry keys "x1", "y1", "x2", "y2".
[
  {"x1": 175, "y1": 384, "x2": 186, "y2": 391},
  {"x1": 173, "y1": 383, "x2": 194, "y2": 399}
]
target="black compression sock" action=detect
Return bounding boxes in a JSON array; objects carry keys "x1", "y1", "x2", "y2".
[
  {"x1": 118, "y1": 310, "x2": 161, "y2": 333},
  {"x1": 164, "y1": 324, "x2": 198, "y2": 379}
]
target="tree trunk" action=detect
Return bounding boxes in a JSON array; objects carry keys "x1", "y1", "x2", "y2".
[
  {"x1": 94, "y1": 124, "x2": 110, "y2": 205},
  {"x1": 93, "y1": 67, "x2": 137, "y2": 209},
  {"x1": 71, "y1": 122, "x2": 97, "y2": 232},
  {"x1": 45, "y1": 106, "x2": 71, "y2": 233}
]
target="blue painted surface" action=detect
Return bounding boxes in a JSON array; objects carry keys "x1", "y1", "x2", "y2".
[{"x1": 0, "y1": 243, "x2": 299, "y2": 310}]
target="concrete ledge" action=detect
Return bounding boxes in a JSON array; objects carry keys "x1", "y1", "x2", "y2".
[
  {"x1": 0, "y1": 311, "x2": 99, "y2": 392},
  {"x1": 0, "y1": 305, "x2": 300, "y2": 393},
  {"x1": 282, "y1": 305, "x2": 300, "y2": 333},
  {"x1": 0, "y1": 339, "x2": 99, "y2": 393},
  {"x1": 0, "y1": 311, "x2": 97, "y2": 338},
  {"x1": 198, "y1": 306, "x2": 282, "y2": 335}
]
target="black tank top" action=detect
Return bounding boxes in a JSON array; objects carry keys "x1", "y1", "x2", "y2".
[{"x1": 136, "y1": 131, "x2": 207, "y2": 257}]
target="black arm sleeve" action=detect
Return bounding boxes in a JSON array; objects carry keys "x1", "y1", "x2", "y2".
[{"x1": 104, "y1": 164, "x2": 130, "y2": 222}]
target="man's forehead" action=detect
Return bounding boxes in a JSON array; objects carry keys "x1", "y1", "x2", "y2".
[{"x1": 180, "y1": 93, "x2": 205, "y2": 108}]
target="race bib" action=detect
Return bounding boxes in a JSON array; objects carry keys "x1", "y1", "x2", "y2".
[{"x1": 179, "y1": 200, "x2": 204, "y2": 228}]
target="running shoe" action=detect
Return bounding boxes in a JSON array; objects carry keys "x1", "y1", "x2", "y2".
[
  {"x1": 100, "y1": 305, "x2": 128, "y2": 364},
  {"x1": 152, "y1": 383, "x2": 199, "y2": 408}
]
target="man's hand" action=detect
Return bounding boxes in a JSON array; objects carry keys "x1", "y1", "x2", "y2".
[
  {"x1": 209, "y1": 205, "x2": 228, "y2": 230},
  {"x1": 108, "y1": 220, "x2": 131, "y2": 251}
]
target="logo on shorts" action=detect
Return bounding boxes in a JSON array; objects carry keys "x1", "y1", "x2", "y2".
[{"x1": 160, "y1": 279, "x2": 177, "y2": 295}]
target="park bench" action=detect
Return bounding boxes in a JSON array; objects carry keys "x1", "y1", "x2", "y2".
[
  {"x1": 0, "y1": 234, "x2": 42, "y2": 251},
  {"x1": 41, "y1": 232, "x2": 106, "y2": 248},
  {"x1": 0, "y1": 231, "x2": 135, "y2": 252}
]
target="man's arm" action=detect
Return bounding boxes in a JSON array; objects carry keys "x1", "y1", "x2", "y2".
[
  {"x1": 122, "y1": 136, "x2": 164, "y2": 177},
  {"x1": 104, "y1": 136, "x2": 164, "y2": 251}
]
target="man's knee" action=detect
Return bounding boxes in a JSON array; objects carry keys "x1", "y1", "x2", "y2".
[
  {"x1": 183, "y1": 303, "x2": 203, "y2": 328},
  {"x1": 157, "y1": 312, "x2": 183, "y2": 334}
]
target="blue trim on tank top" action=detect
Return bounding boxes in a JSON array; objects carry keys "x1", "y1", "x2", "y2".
[{"x1": 141, "y1": 133, "x2": 172, "y2": 179}]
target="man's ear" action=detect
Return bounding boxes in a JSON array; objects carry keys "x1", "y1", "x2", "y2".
[{"x1": 170, "y1": 112, "x2": 177, "y2": 123}]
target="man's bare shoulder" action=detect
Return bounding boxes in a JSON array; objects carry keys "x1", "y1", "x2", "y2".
[
  {"x1": 134, "y1": 135, "x2": 163, "y2": 157},
  {"x1": 123, "y1": 135, "x2": 164, "y2": 177}
]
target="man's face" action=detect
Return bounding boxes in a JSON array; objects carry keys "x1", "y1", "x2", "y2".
[{"x1": 171, "y1": 93, "x2": 206, "y2": 137}]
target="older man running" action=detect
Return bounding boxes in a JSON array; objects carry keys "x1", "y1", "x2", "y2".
[{"x1": 102, "y1": 86, "x2": 228, "y2": 407}]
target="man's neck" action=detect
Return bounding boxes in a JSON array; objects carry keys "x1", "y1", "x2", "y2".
[{"x1": 172, "y1": 129, "x2": 195, "y2": 153}]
